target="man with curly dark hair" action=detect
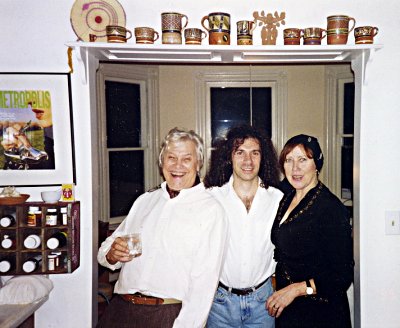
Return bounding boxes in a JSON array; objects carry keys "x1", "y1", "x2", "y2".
[{"x1": 205, "y1": 124, "x2": 283, "y2": 327}]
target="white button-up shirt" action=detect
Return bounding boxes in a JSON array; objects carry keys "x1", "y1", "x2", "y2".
[
  {"x1": 208, "y1": 176, "x2": 283, "y2": 288},
  {"x1": 98, "y1": 182, "x2": 228, "y2": 328}
]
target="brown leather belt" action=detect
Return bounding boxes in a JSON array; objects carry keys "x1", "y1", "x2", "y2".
[
  {"x1": 218, "y1": 276, "x2": 270, "y2": 296},
  {"x1": 120, "y1": 293, "x2": 181, "y2": 305}
]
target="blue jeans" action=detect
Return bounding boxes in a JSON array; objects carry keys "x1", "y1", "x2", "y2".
[{"x1": 207, "y1": 278, "x2": 275, "y2": 327}]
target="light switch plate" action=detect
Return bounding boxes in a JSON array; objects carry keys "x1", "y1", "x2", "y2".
[{"x1": 385, "y1": 211, "x2": 400, "y2": 235}]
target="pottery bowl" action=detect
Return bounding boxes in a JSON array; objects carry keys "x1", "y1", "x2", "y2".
[{"x1": 41, "y1": 190, "x2": 62, "y2": 203}]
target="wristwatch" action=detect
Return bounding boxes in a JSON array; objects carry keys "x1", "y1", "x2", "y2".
[{"x1": 306, "y1": 279, "x2": 314, "y2": 295}]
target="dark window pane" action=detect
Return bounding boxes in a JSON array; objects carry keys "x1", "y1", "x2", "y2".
[
  {"x1": 341, "y1": 137, "x2": 353, "y2": 200},
  {"x1": 251, "y1": 88, "x2": 272, "y2": 137},
  {"x1": 343, "y1": 82, "x2": 354, "y2": 134},
  {"x1": 109, "y1": 151, "x2": 144, "y2": 217},
  {"x1": 210, "y1": 87, "x2": 272, "y2": 145},
  {"x1": 105, "y1": 81, "x2": 141, "y2": 148}
]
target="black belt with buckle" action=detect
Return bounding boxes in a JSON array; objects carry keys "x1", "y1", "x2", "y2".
[{"x1": 218, "y1": 277, "x2": 270, "y2": 296}]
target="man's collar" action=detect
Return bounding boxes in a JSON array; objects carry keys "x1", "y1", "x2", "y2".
[{"x1": 166, "y1": 175, "x2": 201, "y2": 199}]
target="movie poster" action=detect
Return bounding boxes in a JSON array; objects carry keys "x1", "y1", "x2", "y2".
[{"x1": 0, "y1": 89, "x2": 55, "y2": 170}]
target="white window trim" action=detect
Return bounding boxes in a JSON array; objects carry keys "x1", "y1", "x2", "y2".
[
  {"x1": 96, "y1": 64, "x2": 160, "y2": 224},
  {"x1": 195, "y1": 67, "x2": 288, "y2": 176},
  {"x1": 325, "y1": 65, "x2": 354, "y2": 201}
]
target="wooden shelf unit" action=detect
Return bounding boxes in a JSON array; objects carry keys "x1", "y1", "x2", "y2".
[{"x1": 0, "y1": 201, "x2": 80, "y2": 275}]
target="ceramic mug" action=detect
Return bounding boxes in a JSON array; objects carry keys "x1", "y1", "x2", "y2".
[
  {"x1": 303, "y1": 27, "x2": 326, "y2": 45},
  {"x1": 354, "y1": 26, "x2": 379, "y2": 44},
  {"x1": 161, "y1": 12, "x2": 188, "y2": 33},
  {"x1": 106, "y1": 25, "x2": 132, "y2": 43},
  {"x1": 208, "y1": 31, "x2": 230, "y2": 45},
  {"x1": 283, "y1": 28, "x2": 304, "y2": 45},
  {"x1": 237, "y1": 20, "x2": 256, "y2": 36},
  {"x1": 184, "y1": 28, "x2": 207, "y2": 45},
  {"x1": 237, "y1": 35, "x2": 253, "y2": 45},
  {"x1": 327, "y1": 15, "x2": 356, "y2": 45},
  {"x1": 134, "y1": 27, "x2": 159, "y2": 44},
  {"x1": 201, "y1": 12, "x2": 230, "y2": 45},
  {"x1": 236, "y1": 20, "x2": 256, "y2": 45},
  {"x1": 162, "y1": 31, "x2": 182, "y2": 44}
]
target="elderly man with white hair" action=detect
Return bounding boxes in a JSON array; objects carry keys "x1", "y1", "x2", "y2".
[{"x1": 97, "y1": 127, "x2": 228, "y2": 328}]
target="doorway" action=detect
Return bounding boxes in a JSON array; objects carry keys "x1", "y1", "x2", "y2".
[{"x1": 95, "y1": 62, "x2": 355, "y2": 325}]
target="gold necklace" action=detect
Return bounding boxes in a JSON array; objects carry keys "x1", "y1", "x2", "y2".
[{"x1": 277, "y1": 182, "x2": 323, "y2": 224}]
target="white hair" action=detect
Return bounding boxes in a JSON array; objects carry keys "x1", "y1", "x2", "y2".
[{"x1": 159, "y1": 127, "x2": 204, "y2": 170}]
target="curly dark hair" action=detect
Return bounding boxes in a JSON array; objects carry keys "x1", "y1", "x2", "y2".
[{"x1": 203, "y1": 125, "x2": 280, "y2": 189}]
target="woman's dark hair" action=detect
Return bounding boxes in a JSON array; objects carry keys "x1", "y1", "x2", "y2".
[
  {"x1": 203, "y1": 125, "x2": 280, "y2": 189},
  {"x1": 278, "y1": 134, "x2": 324, "y2": 173}
]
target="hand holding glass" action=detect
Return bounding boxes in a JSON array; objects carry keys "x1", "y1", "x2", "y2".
[{"x1": 122, "y1": 233, "x2": 142, "y2": 258}]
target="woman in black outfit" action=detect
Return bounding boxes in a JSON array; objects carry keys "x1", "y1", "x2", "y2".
[{"x1": 266, "y1": 134, "x2": 354, "y2": 327}]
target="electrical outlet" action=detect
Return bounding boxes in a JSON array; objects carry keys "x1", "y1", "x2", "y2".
[{"x1": 385, "y1": 211, "x2": 400, "y2": 235}]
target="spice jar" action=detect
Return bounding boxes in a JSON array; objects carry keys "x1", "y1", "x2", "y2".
[
  {"x1": 51, "y1": 251, "x2": 62, "y2": 267},
  {"x1": 27, "y1": 206, "x2": 42, "y2": 227},
  {"x1": 47, "y1": 254, "x2": 57, "y2": 271},
  {"x1": 46, "y1": 208, "x2": 58, "y2": 226},
  {"x1": 60, "y1": 207, "x2": 68, "y2": 225}
]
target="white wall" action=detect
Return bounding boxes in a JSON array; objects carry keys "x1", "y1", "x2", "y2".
[
  {"x1": 1, "y1": 0, "x2": 399, "y2": 327},
  {"x1": 0, "y1": 1, "x2": 94, "y2": 326},
  {"x1": 158, "y1": 64, "x2": 326, "y2": 138}
]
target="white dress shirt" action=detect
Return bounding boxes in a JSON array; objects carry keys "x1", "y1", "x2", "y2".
[
  {"x1": 98, "y1": 182, "x2": 228, "y2": 328},
  {"x1": 208, "y1": 176, "x2": 283, "y2": 289}
]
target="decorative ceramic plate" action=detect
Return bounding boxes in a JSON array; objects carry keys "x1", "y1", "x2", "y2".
[
  {"x1": 70, "y1": 0, "x2": 126, "y2": 42},
  {"x1": 0, "y1": 194, "x2": 30, "y2": 205}
]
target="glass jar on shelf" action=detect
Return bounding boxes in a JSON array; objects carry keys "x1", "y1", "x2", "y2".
[
  {"x1": 60, "y1": 207, "x2": 68, "y2": 225},
  {"x1": 45, "y1": 208, "x2": 58, "y2": 226},
  {"x1": 27, "y1": 206, "x2": 42, "y2": 227}
]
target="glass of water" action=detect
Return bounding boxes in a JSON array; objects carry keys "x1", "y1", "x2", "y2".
[{"x1": 121, "y1": 233, "x2": 142, "y2": 258}]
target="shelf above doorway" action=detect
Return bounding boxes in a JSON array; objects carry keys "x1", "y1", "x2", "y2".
[{"x1": 65, "y1": 42, "x2": 383, "y2": 84}]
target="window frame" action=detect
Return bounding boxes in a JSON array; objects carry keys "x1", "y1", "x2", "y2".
[
  {"x1": 96, "y1": 64, "x2": 160, "y2": 225},
  {"x1": 325, "y1": 65, "x2": 354, "y2": 203},
  {"x1": 195, "y1": 67, "x2": 288, "y2": 176}
]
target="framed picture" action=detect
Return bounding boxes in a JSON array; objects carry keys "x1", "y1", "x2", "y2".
[{"x1": 0, "y1": 73, "x2": 75, "y2": 186}]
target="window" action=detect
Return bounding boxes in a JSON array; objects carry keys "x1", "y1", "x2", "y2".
[
  {"x1": 325, "y1": 65, "x2": 354, "y2": 206},
  {"x1": 97, "y1": 64, "x2": 160, "y2": 225},
  {"x1": 339, "y1": 81, "x2": 354, "y2": 204},
  {"x1": 105, "y1": 81, "x2": 144, "y2": 218},
  {"x1": 195, "y1": 67, "x2": 288, "y2": 174},
  {"x1": 210, "y1": 86, "x2": 272, "y2": 144}
]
